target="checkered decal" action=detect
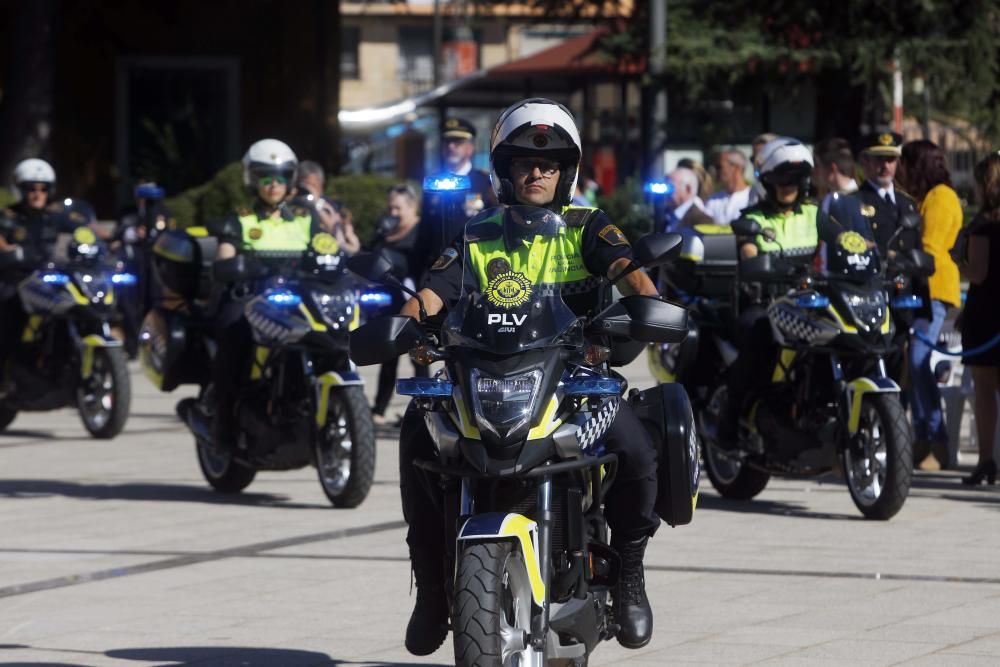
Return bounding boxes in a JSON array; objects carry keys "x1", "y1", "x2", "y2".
[
  {"x1": 576, "y1": 398, "x2": 619, "y2": 451},
  {"x1": 768, "y1": 302, "x2": 829, "y2": 344}
]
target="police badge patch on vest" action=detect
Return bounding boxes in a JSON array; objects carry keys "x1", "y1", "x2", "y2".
[
  {"x1": 248, "y1": 228, "x2": 263, "y2": 240},
  {"x1": 598, "y1": 224, "x2": 629, "y2": 247},
  {"x1": 486, "y1": 257, "x2": 511, "y2": 279},
  {"x1": 431, "y1": 247, "x2": 459, "y2": 271}
]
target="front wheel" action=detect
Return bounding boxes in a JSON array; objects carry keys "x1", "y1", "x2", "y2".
[
  {"x1": 453, "y1": 542, "x2": 539, "y2": 667},
  {"x1": 77, "y1": 347, "x2": 131, "y2": 439},
  {"x1": 843, "y1": 393, "x2": 912, "y2": 520},
  {"x1": 196, "y1": 439, "x2": 257, "y2": 493},
  {"x1": 314, "y1": 386, "x2": 375, "y2": 508},
  {"x1": 701, "y1": 388, "x2": 770, "y2": 500}
]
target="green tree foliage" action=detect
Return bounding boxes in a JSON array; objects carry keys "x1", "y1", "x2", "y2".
[{"x1": 580, "y1": 0, "x2": 1000, "y2": 140}]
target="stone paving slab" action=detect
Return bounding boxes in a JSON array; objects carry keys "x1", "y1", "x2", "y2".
[{"x1": 1, "y1": 362, "x2": 999, "y2": 666}]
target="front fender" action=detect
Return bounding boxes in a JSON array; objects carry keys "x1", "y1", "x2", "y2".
[
  {"x1": 458, "y1": 512, "x2": 545, "y2": 606},
  {"x1": 80, "y1": 334, "x2": 122, "y2": 379},
  {"x1": 846, "y1": 377, "x2": 899, "y2": 435},
  {"x1": 315, "y1": 370, "x2": 364, "y2": 427}
]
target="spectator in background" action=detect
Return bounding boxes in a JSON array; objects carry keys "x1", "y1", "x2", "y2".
[
  {"x1": 677, "y1": 158, "x2": 713, "y2": 201},
  {"x1": 369, "y1": 184, "x2": 428, "y2": 425},
  {"x1": 664, "y1": 167, "x2": 714, "y2": 231},
  {"x1": 572, "y1": 172, "x2": 599, "y2": 207},
  {"x1": 813, "y1": 138, "x2": 873, "y2": 242},
  {"x1": 295, "y1": 160, "x2": 360, "y2": 253},
  {"x1": 705, "y1": 148, "x2": 751, "y2": 224},
  {"x1": 898, "y1": 140, "x2": 963, "y2": 469},
  {"x1": 957, "y1": 153, "x2": 1000, "y2": 485}
]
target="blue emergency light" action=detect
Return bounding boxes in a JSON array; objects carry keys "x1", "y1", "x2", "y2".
[
  {"x1": 111, "y1": 272, "x2": 138, "y2": 285},
  {"x1": 644, "y1": 181, "x2": 674, "y2": 196},
  {"x1": 359, "y1": 290, "x2": 393, "y2": 307},
  {"x1": 266, "y1": 290, "x2": 302, "y2": 306},
  {"x1": 423, "y1": 174, "x2": 471, "y2": 193},
  {"x1": 136, "y1": 184, "x2": 166, "y2": 200}
]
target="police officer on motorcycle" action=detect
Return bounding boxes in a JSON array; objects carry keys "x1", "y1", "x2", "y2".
[
  {"x1": 0, "y1": 159, "x2": 91, "y2": 389},
  {"x1": 396, "y1": 98, "x2": 662, "y2": 655},
  {"x1": 718, "y1": 137, "x2": 829, "y2": 446},
  {"x1": 208, "y1": 139, "x2": 321, "y2": 450}
]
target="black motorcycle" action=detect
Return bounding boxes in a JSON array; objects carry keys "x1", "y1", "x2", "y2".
[
  {"x1": 1, "y1": 227, "x2": 132, "y2": 437},
  {"x1": 140, "y1": 229, "x2": 377, "y2": 507},
  {"x1": 682, "y1": 218, "x2": 933, "y2": 519},
  {"x1": 348, "y1": 206, "x2": 698, "y2": 666}
]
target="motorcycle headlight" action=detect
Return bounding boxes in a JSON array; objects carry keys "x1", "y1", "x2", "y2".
[
  {"x1": 311, "y1": 290, "x2": 355, "y2": 330},
  {"x1": 470, "y1": 369, "x2": 543, "y2": 440},
  {"x1": 843, "y1": 291, "x2": 886, "y2": 332}
]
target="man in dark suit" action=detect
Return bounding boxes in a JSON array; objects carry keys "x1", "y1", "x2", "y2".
[
  {"x1": 664, "y1": 166, "x2": 715, "y2": 231},
  {"x1": 855, "y1": 131, "x2": 922, "y2": 386},
  {"x1": 417, "y1": 117, "x2": 498, "y2": 273}
]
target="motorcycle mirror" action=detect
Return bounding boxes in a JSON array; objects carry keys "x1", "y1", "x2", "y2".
[
  {"x1": 634, "y1": 232, "x2": 683, "y2": 269},
  {"x1": 900, "y1": 212, "x2": 921, "y2": 230},
  {"x1": 730, "y1": 217, "x2": 763, "y2": 237},
  {"x1": 346, "y1": 251, "x2": 394, "y2": 284},
  {"x1": 906, "y1": 248, "x2": 936, "y2": 278},
  {"x1": 349, "y1": 314, "x2": 423, "y2": 366}
]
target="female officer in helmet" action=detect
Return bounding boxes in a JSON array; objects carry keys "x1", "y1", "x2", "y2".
[
  {"x1": 208, "y1": 139, "x2": 321, "y2": 451},
  {"x1": 717, "y1": 137, "x2": 832, "y2": 447},
  {"x1": 395, "y1": 98, "x2": 662, "y2": 655}
]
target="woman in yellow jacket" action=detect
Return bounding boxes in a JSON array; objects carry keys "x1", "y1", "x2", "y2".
[{"x1": 899, "y1": 140, "x2": 963, "y2": 465}]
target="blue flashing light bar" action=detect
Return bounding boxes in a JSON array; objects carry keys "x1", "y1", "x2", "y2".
[
  {"x1": 794, "y1": 293, "x2": 831, "y2": 309},
  {"x1": 266, "y1": 290, "x2": 303, "y2": 306},
  {"x1": 644, "y1": 181, "x2": 674, "y2": 196},
  {"x1": 396, "y1": 378, "x2": 454, "y2": 397},
  {"x1": 891, "y1": 295, "x2": 923, "y2": 310},
  {"x1": 563, "y1": 378, "x2": 623, "y2": 397},
  {"x1": 423, "y1": 174, "x2": 471, "y2": 193},
  {"x1": 41, "y1": 272, "x2": 70, "y2": 285},
  {"x1": 359, "y1": 290, "x2": 393, "y2": 307},
  {"x1": 135, "y1": 184, "x2": 166, "y2": 200},
  {"x1": 111, "y1": 272, "x2": 138, "y2": 285}
]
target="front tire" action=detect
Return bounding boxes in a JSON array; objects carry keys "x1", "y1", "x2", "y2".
[
  {"x1": 315, "y1": 386, "x2": 375, "y2": 508},
  {"x1": 196, "y1": 439, "x2": 256, "y2": 493},
  {"x1": 453, "y1": 542, "x2": 537, "y2": 667},
  {"x1": 843, "y1": 393, "x2": 912, "y2": 520},
  {"x1": 78, "y1": 347, "x2": 131, "y2": 439},
  {"x1": 703, "y1": 440, "x2": 771, "y2": 500},
  {"x1": 0, "y1": 403, "x2": 18, "y2": 431}
]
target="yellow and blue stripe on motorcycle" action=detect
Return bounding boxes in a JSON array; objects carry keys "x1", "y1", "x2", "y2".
[
  {"x1": 315, "y1": 370, "x2": 364, "y2": 427},
  {"x1": 80, "y1": 334, "x2": 122, "y2": 379},
  {"x1": 646, "y1": 343, "x2": 675, "y2": 383},
  {"x1": 846, "y1": 377, "x2": 899, "y2": 434},
  {"x1": 458, "y1": 512, "x2": 546, "y2": 606}
]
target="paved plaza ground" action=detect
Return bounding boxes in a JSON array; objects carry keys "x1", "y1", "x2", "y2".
[{"x1": 1, "y1": 360, "x2": 999, "y2": 666}]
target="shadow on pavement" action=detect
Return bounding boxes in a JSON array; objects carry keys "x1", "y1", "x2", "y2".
[
  {"x1": 696, "y1": 492, "x2": 860, "y2": 521},
  {"x1": 106, "y1": 646, "x2": 446, "y2": 666},
  {"x1": 0, "y1": 479, "x2": 330, "y2": 510}
]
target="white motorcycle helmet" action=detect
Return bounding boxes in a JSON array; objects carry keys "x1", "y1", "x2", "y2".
[
  {"x1": 241, "y1": 139, "x2": 298, "y2": 193},
  {"x1": 489, "y1": 98, "x2": 582, "y2": 207},
  {"x1": 12, "y1": 158, "x2": 57, "y2": 200},
  {"x1": 752, "y1": 137, "x2": 814, "y2": 206}
]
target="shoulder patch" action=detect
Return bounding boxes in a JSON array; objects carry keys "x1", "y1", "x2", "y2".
[
  {"x1": 598, "y1": 223, "x2": 629, "y2": 247},
  {"x1": 431, "y1": 247, "x2": 459, "y2": 271},
  {"x1": 292, "y1": 206, "x2": 309, "y2": 217},
  {"x1": 236, "y1": 206, "x2": 253, "y2": 217}
]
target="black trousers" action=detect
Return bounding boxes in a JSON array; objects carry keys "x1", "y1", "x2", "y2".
[
  {"x1": 399, "y1": 399, "x2": 660, "y2": 571},
  {"x1": 726, "y1": 306, "x2": 778, "y2": 414},
  {"x1": 212, "y1": 298, "x2": 253, "y2": 425}
]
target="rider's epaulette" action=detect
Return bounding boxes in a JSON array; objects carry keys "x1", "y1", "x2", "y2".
[
  {"x1": 465, "y1": 221, "x2": 503, "y2": 242},
  {"x1": 561, "y1": 207, "x2": 596, "y2": 227},
  {"x1": 235, "y1": 206, "x2": 253, "y2": 218},
  {"x1": 291, "y1": 205, "x2": 310, "y2": 218}
]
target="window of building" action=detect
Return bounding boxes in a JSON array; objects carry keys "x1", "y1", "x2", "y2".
[
  {"x1": 398, "y1": 26, "x2": 434, "y2": 88},
  {"x1": 341, "y1": 26, "x2": 360, "y2": 80}
]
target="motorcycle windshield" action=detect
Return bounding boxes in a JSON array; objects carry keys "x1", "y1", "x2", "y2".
[
  {"x1": 442, "y1": 206, "x2": 580, "y2": 355},
  {"x1": 823, "y1": 231, "x2": 881, "y2": 283}
]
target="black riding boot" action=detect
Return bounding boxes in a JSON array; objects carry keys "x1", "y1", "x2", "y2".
[
  {"x1": 612, "y1": 535, "x2": 652, "y2": 649},
  {"x1": 404, "y1": 547, "x2": 449, "y2": 656}
]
